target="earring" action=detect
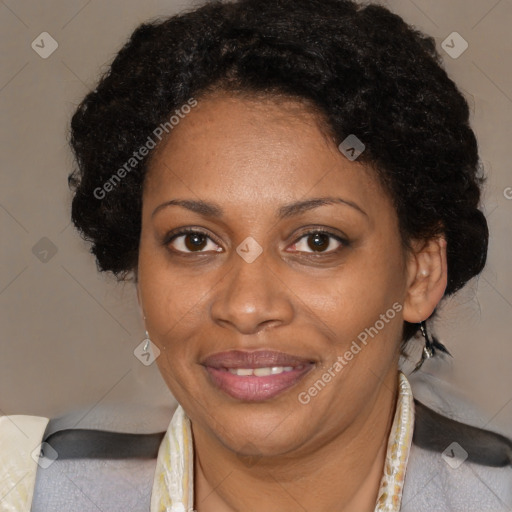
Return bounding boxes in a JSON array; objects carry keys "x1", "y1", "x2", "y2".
[
  {"x1": 141, "y1": 309, "x2": 152, "y2": 350},
  {"x1": 412, "y1": 320, "x2": 452, "y2": 372},
  {"x1": 143, "y1": 330, "x2": 151, "y2": 351},
  {"x1": 420, "y1": 322, "x2": 434, "y2": 359}
]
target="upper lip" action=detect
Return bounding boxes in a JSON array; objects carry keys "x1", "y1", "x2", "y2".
[{"x1": 201, "y1": 350, "x2": 315, "y2": 369}]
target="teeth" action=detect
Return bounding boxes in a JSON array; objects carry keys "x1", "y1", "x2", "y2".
[
  {"x1": 227, "y1": 366, "x2": 297, "y2": 376},
  {"x1": 254, "y1": 367, "x2": 273, "y2": 377},
  {"x1": 230, "y1": 368, "x2": 253, "y2": 376}
]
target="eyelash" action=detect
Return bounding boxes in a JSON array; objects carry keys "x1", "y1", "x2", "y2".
[{"x1": 163, "y1": 227, "x2": 349, "y2": 256}]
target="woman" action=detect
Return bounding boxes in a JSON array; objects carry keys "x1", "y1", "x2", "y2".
[{"x1": 1, "y1": 0, "x2": 511, "y2": 510}]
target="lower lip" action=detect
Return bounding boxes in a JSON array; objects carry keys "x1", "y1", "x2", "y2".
[{"x1": 204, "y1": 365, "x2": 313, "y2": 401}]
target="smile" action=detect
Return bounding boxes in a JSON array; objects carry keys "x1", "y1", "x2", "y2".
[{"x1": 201, "y1": 350, "x2": 315, "y2": 401}]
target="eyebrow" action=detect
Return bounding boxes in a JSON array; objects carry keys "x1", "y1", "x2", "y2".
[{"x1": 151, "y1": 196, "x2": 368, "y2": 220}]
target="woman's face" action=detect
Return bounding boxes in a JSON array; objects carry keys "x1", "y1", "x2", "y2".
[{"x1": 137, "y1": 91, "x2": 415, "y2": 457}]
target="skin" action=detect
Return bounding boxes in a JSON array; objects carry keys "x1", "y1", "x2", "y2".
[{"x1": 136, "y1": 90, "x2": 447, "y2": 512}]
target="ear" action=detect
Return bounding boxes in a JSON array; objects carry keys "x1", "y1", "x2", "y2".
[{"x1": 402, "y1": 236, "x2": 448, "y2": 323}]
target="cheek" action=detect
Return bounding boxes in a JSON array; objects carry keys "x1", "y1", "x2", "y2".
[
  {"x1": 314, "y1": 246, "x2": 406, "y2": 374},
  {"x1": 302, "y1": 248, "x2": 404, "y2": 333},
  {"x1": 138, "y1": 247, "x2": 213, "y2": 339},
  {"x1": 155, "y1": 351, "x2": 193, "y2": 403},
  {"x1": 138, "y1": 250, "x2": 223, "y2": 366}
]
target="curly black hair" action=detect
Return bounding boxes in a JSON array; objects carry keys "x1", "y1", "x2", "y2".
[{"x1": 68, "y1": 0, "x2": 488, "y2": 351}]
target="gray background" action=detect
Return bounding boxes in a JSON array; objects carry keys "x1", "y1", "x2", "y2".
[{"x1": 1, "y1": 0, "x2": 511, "y2": 437}]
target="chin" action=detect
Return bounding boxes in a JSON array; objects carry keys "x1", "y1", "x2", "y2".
[{"x1": 200, "y1": 397, "x2": 313, "y2": 457}]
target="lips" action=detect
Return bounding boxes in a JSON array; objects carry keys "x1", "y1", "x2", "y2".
[
  {"x1": 201, "y1": 350, "x2": 315, "y2": 402},
  {"x1": 202, "y1": 349, "x2": 313, "y2": 369}
]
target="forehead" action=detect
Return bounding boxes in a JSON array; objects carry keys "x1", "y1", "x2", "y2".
[{"x1": 143, "y1": 91, "x2": 391, "y2": 221}]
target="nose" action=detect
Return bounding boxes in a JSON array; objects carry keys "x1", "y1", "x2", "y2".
[{"x1": 210, "y1": 249, "x2": 294, "y2": 335}]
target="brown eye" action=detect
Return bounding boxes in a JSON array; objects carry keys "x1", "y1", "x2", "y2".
[
  {"x1": 290, "y1": 230, "x2": 346, "y2": 254},
  {"x1": 166, "y1": 229, "x2": 222, "y2": 254},
  {"x1": 307, "y1": 232, "x2": 330, "y2": 252},
  {"x1": 183, "y1": 232, "x2": 208, "y2": 251}
]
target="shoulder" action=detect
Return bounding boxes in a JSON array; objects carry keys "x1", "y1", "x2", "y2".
[
  {"x1": 404, "y1": 371, "x2": 512, "y2": 511},
  {"x1": 403, "y1": 443, "x2": 512, "y2": 511},
  {"x1": 31, "y1": 454, "x2": 158, "y2": 511},
  {"x1": 2, "y1": 403, "x2": 176, "y2": 512}
]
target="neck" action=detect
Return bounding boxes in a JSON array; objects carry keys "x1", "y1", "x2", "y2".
[{"x1": 192, "y1": 369, "x2": 399, "y2": 512}]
